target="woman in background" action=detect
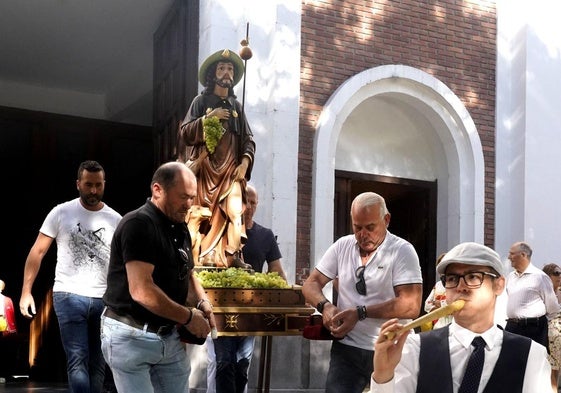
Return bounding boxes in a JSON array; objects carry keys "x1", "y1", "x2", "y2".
[
  {"x1": 543, "y1": 263, "x2": 561, "y2": 393},
  {"x1": 423, "y1": 253, "x2": 451, "y2": 330}
]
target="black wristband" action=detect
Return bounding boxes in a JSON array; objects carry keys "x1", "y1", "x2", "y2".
[
  {"x1": 184, "y1": 308, "x2": 194, "y2": 325},
  {"x1": 356, "y1": 305, "x2": 367, "y2": 321},
  {"x1": 316, "y1": 299, "x2": 330, "y2": 313}
]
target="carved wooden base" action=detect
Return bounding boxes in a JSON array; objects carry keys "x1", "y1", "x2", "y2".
[
  {"x1": 202, "y1": 286, "x2": 314, "y2": 336},
  {"x1": 212, "y1": 306, "x2": 313, "y2": 336}
]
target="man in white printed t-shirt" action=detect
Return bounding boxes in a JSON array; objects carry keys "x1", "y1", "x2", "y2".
[{"x1": 20, "y1": 160, "x2": 121, "y2": 393}]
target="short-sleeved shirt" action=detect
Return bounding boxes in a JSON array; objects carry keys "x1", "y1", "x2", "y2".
[
  {"x1": 103, "y1": 199, "x2": 193, "y2": 326},
  {"x1": 243, "y1": 222, "x2": 282, "y2": 272},
  {"x1": 40, "y1": 198, "x2": 122, "y2": 297},
  {"x1": 315, "y1": 231, "x2": 422, "y2": 350}
]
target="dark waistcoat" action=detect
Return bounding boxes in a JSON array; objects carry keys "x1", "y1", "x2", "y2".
[{"x1": 416, "y1": 325, "x2": 531, "y2": 393}]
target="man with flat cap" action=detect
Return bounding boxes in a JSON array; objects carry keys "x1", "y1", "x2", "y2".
[
  {"x1": 370, "y1": 242, "x2": 550, "y2": 393},
  {"x1": 178, "y1": 49, "x2": 255, "y2": 268}
]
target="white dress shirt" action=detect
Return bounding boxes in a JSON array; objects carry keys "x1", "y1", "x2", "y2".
[
  {"x1": 369, "y1": 322, "x2": 551, "y2": 393},
  {"x1": 506, "y1": 263, "x2": 561, "y2": 319}
]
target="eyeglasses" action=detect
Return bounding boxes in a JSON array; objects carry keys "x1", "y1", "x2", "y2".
[
  {"x1": 440, "y1": 271, "x2": 498, "y2": 289},
  {"x1": 552, "y1": 271, "x2": 561, "y2": 276},
  {"x1": 355, "y1": 266, "x2": 366, "y2": 295},
  {"x1": 177, "y1": 248, "x2": 191, "y2": 280}
]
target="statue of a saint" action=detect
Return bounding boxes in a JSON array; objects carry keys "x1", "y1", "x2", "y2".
[{"x1": 178, "y1": 49, "x2": 255, "y2": 268}]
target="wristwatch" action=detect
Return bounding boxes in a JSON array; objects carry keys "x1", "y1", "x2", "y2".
[{"x1": 316, "y1": 299, "x2": 330, "y2": 313}]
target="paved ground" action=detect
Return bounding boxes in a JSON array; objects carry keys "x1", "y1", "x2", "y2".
[
  {"x1": 0, "y1": 377, "x2": 115, "y2": 393},
  {"x1": 0, "y1": 378, "x2": 69, "y2": 392}
]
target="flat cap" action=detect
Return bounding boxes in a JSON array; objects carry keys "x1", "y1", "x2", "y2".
[{"x1": 437, "y1": 242, "x2": 505, "y2": 276}]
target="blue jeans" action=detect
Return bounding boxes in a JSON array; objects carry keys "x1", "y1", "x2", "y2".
[
  {"x1": 213, "y1": 336, "x2": 254, "y2": 393},
  {"x1": 325, "y1": 341, "x2": 374, "y2": 393},
  {"x1": 52, "y1": 292, "x2": 106, "y2": 393},
  {"x1": 100, "y1": 314, "x2": 189, "y2": 393}
]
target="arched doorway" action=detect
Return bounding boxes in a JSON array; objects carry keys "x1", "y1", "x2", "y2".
[{"x1": 312, "y1": 64, "x2": 485, "y2": 295}]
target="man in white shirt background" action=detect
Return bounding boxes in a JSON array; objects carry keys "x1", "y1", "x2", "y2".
[{"x1": 505, "y1": 241, "x2": 560, "y2": 349}]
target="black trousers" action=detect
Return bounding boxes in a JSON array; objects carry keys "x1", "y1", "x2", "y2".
[{"x1": 505, "y1": 315, "x2": 548, "y2": 351}]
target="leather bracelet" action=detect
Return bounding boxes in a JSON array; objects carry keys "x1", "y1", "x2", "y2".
[
  {"x1": 356, "y1": 305, "x2": 367, "y2": 321},
  {"x1": 184, "y1": 308, "x2": 194, "y2": 325},
  {"x1": 316, "y1": 299, "x2": 330, "y2": 313},
  {"x1": 196, "y1": 299, "x2": 212, "y2": 310}
]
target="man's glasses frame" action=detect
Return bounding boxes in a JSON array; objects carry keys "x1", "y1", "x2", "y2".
[
  {"x1": 440, "y1": 271, "x2": 498, "y2": 289},
  {"x1": 355, "y1": 265, "x2": 366, "y2": 295}
]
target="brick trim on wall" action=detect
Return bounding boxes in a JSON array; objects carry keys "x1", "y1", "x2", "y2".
[{"x1": 296, "y1": 0, "x2": 496, "y2": 283}]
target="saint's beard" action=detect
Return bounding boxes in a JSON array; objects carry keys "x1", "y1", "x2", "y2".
[{"x1": 215, "y1": 77, "x2": 232, "y2": 88}]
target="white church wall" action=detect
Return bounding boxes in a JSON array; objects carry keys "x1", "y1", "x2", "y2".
[
  {"x1": 495, "y1": 0, "x2": 561, "y2": 267},
  {"x1": 199, "y1": 0, "x2": 301, "y2": 283}
]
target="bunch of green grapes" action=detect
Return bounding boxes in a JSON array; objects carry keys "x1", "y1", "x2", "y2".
[
  {"x1": 203, "y1": 115, "x2": 224, "y2": 154},
  {"x1": 195, "y1": 268, "x2": 290, "y2": 289}
]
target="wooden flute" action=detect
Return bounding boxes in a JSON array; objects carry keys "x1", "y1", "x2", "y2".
[{"x1": 383, "y1": 299, "x2": 465, "y2": 341}]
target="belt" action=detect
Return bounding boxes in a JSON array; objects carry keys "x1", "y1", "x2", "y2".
[
  {"x1": 103, "y1": 307, "x2": 175, "y2": 336},
  {"x1": 506, "y1": 315, "x2": 546, "y2": 325}
]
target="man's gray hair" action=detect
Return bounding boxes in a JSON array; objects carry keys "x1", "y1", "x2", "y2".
[
  {"x1": 518, "y1": 242, "x2": 533, "y2": 258},
  {"x1": 351, "y1": 192, "x2": 389, "y2": 219}
]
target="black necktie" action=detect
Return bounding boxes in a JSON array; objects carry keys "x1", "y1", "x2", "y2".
[{"x1": 458, "y1": 336, "x2": 486, "y2": 393}]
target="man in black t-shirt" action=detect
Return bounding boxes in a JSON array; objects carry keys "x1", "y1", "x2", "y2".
[
  {"x1": 102, "y1": 162, "x2": 216, "y2": 393},
  {"x1": 207, "y1": 184, "x2": 287, "y2": 393}
]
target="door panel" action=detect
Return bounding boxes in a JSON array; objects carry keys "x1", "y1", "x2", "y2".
[{"x1": 153, "y1": 0, "x2": 200, "y2": 165}]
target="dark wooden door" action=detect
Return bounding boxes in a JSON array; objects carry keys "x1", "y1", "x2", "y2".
[
  {"x1": 153, "y1": 0, "x2": 200, "y2": 165},
  {"x1": 0, "y1": 105, "x2": 154, "y2": 380}
]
